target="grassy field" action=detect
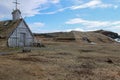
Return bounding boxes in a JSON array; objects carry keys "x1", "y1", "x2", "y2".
[{"x1": 0, "y1": 42, "x2": 120, "y2": 80}]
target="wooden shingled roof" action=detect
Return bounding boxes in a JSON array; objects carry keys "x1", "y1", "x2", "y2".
[{"x1": 0, "y1": 19, "x2": 22, "y2": 39}]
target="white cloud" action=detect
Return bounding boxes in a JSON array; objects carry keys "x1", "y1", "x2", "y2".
[
  {"x1": 20, "y1": 0, "x2": 60, "y2": 17},
  {"x1": 40, "y1": 0, "x2": 118, "y2": 15},
  {"x1": 33, "y1": 22, "x2": 45, "y2": 27},
  {"x1": 65, "y1": 18, "x2": 120, "y2": 34},
  {"x1": 29, "y1": 22, "x2": 45, "y2": 32},
  {"x1": 0, "y1": 0, "x2": 60, "y2": 19},
  {"x1": 66, "y1": 18, "x2": 85, "y2": 24},
  {"x1": 65, "y1": 18, "x2": 120, "y2": 27},
  {"x1": 114, "y1": 5, "x2": 119, "y2": 9},
  {"x1": 29, "y1": 22, "x2": 45, "y2": 28},
  {"x1": 40, "y1": 7, "x2": 69, "y2": 14},
  {"x1": 0, "y1": 0, "x2": 119, "y2": 23},
  {"x1": 71, "y1": 0, "x2": 116, "y2": 9},
  {"x1": 66, "y1": 28, "x2": 85, "y2": 32},
  {"x1": 65, "y1": 18, "x2": 110, "y2": 28},
  {"x1": 50, "y1": 0, "x2": 60, "y2": 4},
  {"x1": 0, "y1": 0, "x2": 119, "y2": 18},
  {"x1": 71, "y1": 0, "x2": 83, "y2": 5}
]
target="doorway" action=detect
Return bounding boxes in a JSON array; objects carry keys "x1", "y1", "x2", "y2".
[{"x1": 20, "y1": 33, "x2": 26, "y2": 47}]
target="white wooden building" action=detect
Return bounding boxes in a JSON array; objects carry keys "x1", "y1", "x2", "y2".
[{"x1": 0, "y1": 7, "x2": 34, "y2": 47}]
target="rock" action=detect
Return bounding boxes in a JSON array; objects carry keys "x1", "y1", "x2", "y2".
[
  {"x1": 22, "y1": 47, "x2": 31, "y2": 53},
  {"x1": 106, "y1": 58, "x2": 113, "y2": 64},
  {"x1": 94, "y1": 30, "x2": 120, "y2": 39},
  {"x1": 33, "y1": 43, "x2": 45, "y2": 47}
]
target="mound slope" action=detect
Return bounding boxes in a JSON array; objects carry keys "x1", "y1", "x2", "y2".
[{"x1": 34, "y1": 31, "x2": 115, "y2": 44}]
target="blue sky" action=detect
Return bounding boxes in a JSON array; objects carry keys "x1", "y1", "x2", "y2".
[{"x1": 0, "y1": 0, "x2": 120, "y2": 34}]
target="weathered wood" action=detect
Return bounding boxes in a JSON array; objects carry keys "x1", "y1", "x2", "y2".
[{"x1": 8, "y1": 20, "x2": 34, "y2": 47}]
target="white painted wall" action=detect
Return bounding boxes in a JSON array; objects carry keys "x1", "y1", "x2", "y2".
[
  {"x1": 8, "y1": 20, "x2": 34, "y2": 47},
  {"x1": 12, "y1": 10, "x2": 21, "y2": 20}
]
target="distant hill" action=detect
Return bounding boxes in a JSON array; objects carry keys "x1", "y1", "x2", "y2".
[{"x1": 34, "y1": 30, "x2": 119, "y2": 44}]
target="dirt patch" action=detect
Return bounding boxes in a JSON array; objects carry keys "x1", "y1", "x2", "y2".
[{"x1": 14, "y1": 57, "x2": 51, "y2": 63}]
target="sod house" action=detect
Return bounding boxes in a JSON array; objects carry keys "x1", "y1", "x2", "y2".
[{"x1": 0, "y1": 7, "x2": 34, "y2": 47}]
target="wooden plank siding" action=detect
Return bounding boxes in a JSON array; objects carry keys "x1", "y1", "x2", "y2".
[{"x1": 8, "y1": 20, "x2": 34, "y2": 47}]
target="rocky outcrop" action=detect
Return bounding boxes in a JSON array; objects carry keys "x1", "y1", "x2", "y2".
[{"x1": 94, "y1": 30, "x2": 120, "y2": 39}]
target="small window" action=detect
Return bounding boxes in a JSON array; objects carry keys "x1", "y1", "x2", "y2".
[{"x1": 4, "y1": 21, "x2": 9, "y2": 26}]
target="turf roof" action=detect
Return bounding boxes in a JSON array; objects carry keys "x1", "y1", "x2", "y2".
[{"x1": 0, "y1": 19, "x2": 22, "y2": 39}]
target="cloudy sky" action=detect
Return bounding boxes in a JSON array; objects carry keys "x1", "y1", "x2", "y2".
[{"x1": 0, "y1": 0, "x2": 120, "y2": 34}]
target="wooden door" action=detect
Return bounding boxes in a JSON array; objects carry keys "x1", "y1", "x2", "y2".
[{"x1": 20, "y1": 33, "x2": 26, "y2": 46}]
